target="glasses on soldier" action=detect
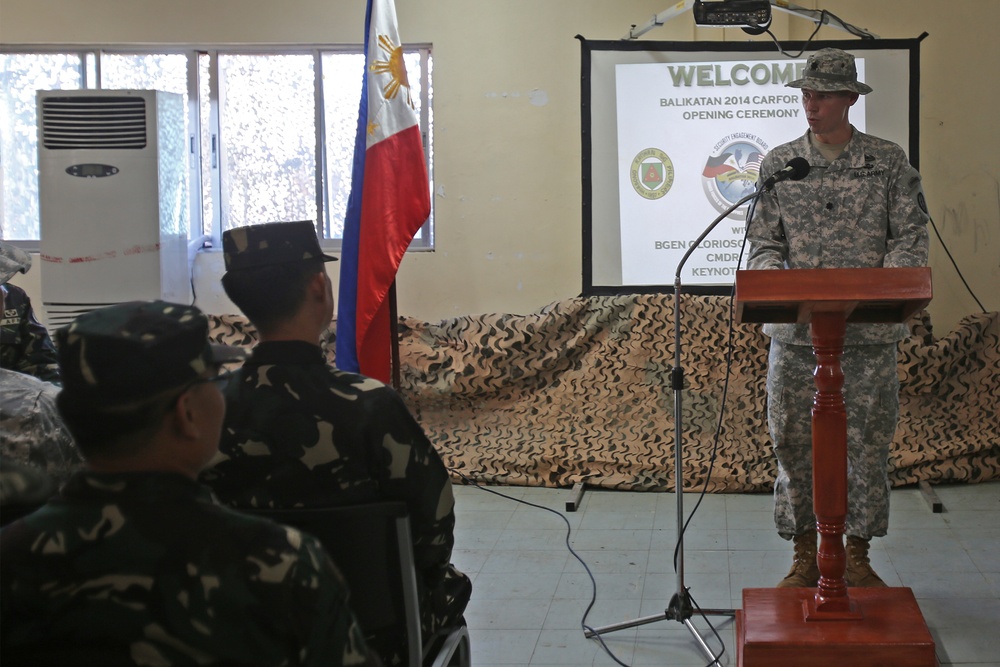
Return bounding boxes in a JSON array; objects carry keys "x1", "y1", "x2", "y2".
[
  {"x1": 192, "y1": 368, "x2": 236, "y2": 392},
  {"x1": 167, "y1": 368, "x2": 235, "y2": 412}
]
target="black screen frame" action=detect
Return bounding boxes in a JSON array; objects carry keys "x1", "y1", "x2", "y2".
[{"x1": 578, "y1": 37, "x2": 923, "y2": 297}]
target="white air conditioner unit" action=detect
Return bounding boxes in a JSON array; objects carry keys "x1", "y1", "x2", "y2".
[{"x1": 37, "y1": 89, "x2": 190, "y2": 328}]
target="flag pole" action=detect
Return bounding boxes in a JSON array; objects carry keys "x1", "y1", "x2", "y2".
[{"x1": 389, "y1": 280, "x2": 401, "y2": 390}]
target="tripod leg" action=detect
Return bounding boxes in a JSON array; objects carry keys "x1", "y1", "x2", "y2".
[
  {"x1": 583, "y1": 611, "x2": 670, "y2": 638},
  {"x1": 666, "y1": 590, "x2": 736, "y2": 621},
  {"x1": 667, "y1": 590, "x2": 731, "y2": 665},
  {"x1": 683, "y1": 617, "x2": 724, "y2": 666}
]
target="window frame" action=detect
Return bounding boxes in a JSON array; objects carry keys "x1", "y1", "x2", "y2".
[{"x1": 0, "y1": 44, "x2": 434, "y2": 253}]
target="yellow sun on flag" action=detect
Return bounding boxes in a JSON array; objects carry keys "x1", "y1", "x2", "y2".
[{"x1": 370, "y1": 33, "x2": 415, "y2": 108}]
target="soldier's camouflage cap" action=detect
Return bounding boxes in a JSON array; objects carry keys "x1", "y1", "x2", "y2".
[
  {"x1": 787, "y1": 48, "x2": 872, "y2": 95},
  {"x1": 222, "y1": 221, "x2": 338, "y2": 272},
  {"x1": 1, "y1": 239, "x2": 32, "y2": 285},
  {"x1": 55, "y1": 301, "x2": 245, "y2": 405}
]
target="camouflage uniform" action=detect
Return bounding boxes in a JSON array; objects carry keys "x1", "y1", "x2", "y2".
[
  {"x1": 204, "y1": 221, "x2": 470, "y2": 664},
  {"x1": 0, "y1": 369, "x2": 82, "y2": 497},
  {"x1": 747, "y1": 127, "x2": 930, "y2": 539},
  {"x1": 1, "y1": 244, "x2": 60, "y2": 383},
  {"x1": 201, "y1": 341, "x2": 471, "y2": 663},
  {"x1": 1, "y1": 300, "x2": 377, "y2": 666},
  {"x1": 1, "y1": 470, "x2": 376, "y2": 666}
]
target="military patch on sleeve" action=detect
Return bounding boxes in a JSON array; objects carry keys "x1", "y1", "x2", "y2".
[{"x1": 901, "y1": 165, "x2": 929, "y2": 215}]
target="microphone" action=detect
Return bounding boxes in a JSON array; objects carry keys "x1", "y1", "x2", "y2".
[
  {"x1": 676, "y1": 158, "x2": 809, "y2": 281},
  {"x1": 760, "y1": 157, "x2": 810, "y2": 190}
]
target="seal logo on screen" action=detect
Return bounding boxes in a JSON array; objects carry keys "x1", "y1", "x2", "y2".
[
  {"x1": 702, "y1": 135, "x2": 768, "y2": 219},
  {"x1": 630, "y1": 148, "x2": 675, "y2": 200}
]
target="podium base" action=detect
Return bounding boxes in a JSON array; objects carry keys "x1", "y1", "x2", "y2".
[{"x1": 735, "y1": 587, "x2": 937, "y2": 667}]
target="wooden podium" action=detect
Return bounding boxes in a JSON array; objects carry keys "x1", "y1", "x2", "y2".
[{"x1": 734, "y1": 267, "x2": 937, "y2": 667}]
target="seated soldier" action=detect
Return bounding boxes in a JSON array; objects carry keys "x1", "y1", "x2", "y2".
[
  {"x1": 0, "y1": 240, "x2": 60, "y2": 384},
  {"x1": 0, "y1": 369, "x2": 83, "y2": 505},
  {"x1": 0, "y1": 300, "x2": 378, "y2": 667},
  {"x1": 200, "y1": 221, "x2": 471, "y2": 665}
]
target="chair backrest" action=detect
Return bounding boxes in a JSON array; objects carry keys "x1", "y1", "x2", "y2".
[
  {"x1": 0, "y1": 503, "x2": 45, "y2": 528},
  {"x1": 243, "y1": 502, "x2": 423, "y2": 666}
]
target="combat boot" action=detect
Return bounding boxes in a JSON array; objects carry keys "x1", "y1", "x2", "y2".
[
  {"x1": 845, "y1": 536, "x2": 887, "y2": 587},
  {"x1": 776, "y1": 530, "x2": 819, "y2": 588}
]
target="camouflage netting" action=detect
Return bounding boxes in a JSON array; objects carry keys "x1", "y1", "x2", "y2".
[{"x1": 206, "y1": 295, "x2": 1000, "y2": 493}]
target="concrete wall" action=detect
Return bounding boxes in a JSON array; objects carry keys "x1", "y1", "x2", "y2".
[{"x1": 3, "y1": 0, "x2": 997, "y2": 332}]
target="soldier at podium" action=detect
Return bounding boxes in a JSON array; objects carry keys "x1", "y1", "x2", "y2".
[{"x1": 746, "y1": 48, "x2": 930, "y2": 589}]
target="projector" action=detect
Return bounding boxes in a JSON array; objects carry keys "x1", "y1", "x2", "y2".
[{"x1": 693, "y1": 0, "x2": 772, "y2": 30}]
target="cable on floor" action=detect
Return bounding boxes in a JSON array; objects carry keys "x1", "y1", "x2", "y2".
[{"x1": 450, "y1": 469, "x2": 729, "y2": 667}]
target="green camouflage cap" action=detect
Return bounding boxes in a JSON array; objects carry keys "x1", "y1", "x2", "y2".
[
  {"x1": 223, "y1": 221, "x2": 338, "y2": 272},
  {"x1": 1, "y1": 240, "x2": 32, "y2": 285},
  {"x1": 55, "y1": 301, "x2": 244, "y2": 405},
  {"x1": 787, "y1": 48, "x2": 872, "y2": 95}
]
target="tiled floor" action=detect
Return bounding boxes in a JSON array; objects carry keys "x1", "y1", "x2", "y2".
[{"x1": 451, "y1": 480, "x2": 1000, "y2": 666}]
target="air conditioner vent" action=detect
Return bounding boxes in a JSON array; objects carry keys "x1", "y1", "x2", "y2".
[{"x1": 40, "y1": 96, "x2": 148, "y2": 150}]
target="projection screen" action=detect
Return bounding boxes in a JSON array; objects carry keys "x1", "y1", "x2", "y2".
[{"x1": 579, "y1": 38, "x2": 922, "y2": 295}]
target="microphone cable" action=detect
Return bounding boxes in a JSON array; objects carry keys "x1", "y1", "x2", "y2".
[
  {"x1": 448, "y1": 468, "x2": 631, "y2": 667},
  {"x1": 927, "y1": 213, "x2": 986, "y2": 313},
  {"x1": 449, "y1": 468, "x2": 728, "y2": 667}
]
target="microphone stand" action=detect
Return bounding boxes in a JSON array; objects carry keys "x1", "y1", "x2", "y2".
[{"x1": 585, "y1": 186, "x2": 767, "y2": 665}]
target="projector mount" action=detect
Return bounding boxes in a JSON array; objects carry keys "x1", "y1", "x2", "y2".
[{"x1": 623, "y1": 0, "x2": 878, "y2": 41}]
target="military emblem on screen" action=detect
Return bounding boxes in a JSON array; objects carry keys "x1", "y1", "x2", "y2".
[
  {"x1": 630, "y1": 148, "x2": 675, "y2": 200},
  {"x1": 701, "y1": 136, "x2": 767, "y2": 219}
]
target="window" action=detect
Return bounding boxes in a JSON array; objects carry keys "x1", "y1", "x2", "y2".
[
  {"x1": 0, "y1": 52, "x2": 83, "y2": 242},
  {"x1": 217, "y1": 54, "x2": 318, "y2": 235},
  {"x1": 0, "y1": 47, "x2": 433, "y2": 249}
]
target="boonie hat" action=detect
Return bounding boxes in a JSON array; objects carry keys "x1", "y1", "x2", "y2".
[
  {"x1": 787, "y1": 48, "x2": 872, "y2": 95},
  {"x1": 56, "y1": 300, "x2": 244, "y2": 406},
  {"x1": 223, "y1": 221, "x2": 338, "y2": 272},
  {"x1": 0, "y1": 240, "x2": 32, "y2": 285}
]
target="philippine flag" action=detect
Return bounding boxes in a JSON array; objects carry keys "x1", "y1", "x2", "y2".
[{"x1": 336, "y1": 0, "x2": 430, "y2": 383}]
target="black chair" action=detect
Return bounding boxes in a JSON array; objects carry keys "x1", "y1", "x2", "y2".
[
  {"x1": 0, "y1": 503, "x2": 45, "y2": 528},
  {"x1": 243, "y1": 502, "x2": 470, "y2": 667}
]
